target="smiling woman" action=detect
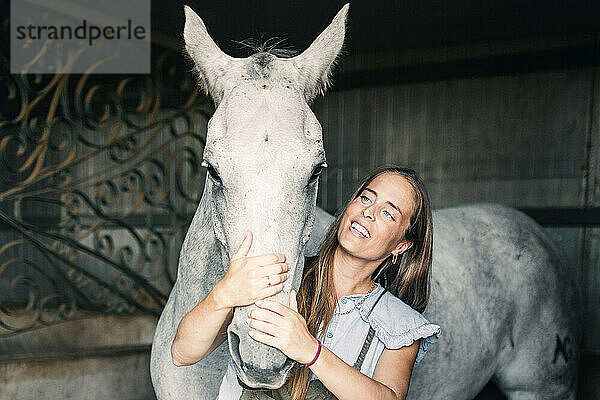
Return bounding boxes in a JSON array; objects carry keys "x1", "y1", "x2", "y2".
[{"x1": 211, "y1": 165, "x2": 441, "y2": 400}]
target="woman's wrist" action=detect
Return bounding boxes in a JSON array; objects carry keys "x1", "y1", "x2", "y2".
[
  {"x1": 210, "y1": 282, "x2": 233, "y2": 311},
  {"x1": 301, "y1": 337, "x2": 321, "y2": 366}
]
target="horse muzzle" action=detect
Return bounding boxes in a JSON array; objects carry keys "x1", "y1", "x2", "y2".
[{"x1": 227, "y1": 299, "x2": 296, "y2": 389}]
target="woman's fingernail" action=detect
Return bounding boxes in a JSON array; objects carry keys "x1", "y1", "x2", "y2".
[
  {"x1": 255, "y1": 300, "x2": 262, "y2": 306},
  {"x1": 247, "y1": 317, "x2": 251, "y2": 325},
  {"x1": 248, "y1": 330, "x2": 254, "y2": 337}
]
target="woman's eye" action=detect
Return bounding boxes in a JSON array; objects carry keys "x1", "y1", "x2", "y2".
[
  {"x1": 360, "y1": 195, "x2": 371, "y2": 203},
  {"x1": 383, "y1": 210, "x2": 395, "y2": 220},
  {"x1": 201, "y1": 160, "x2": 223, "y2": 185}
]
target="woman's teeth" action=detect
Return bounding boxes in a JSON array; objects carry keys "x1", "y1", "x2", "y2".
[{"x1": 351, "y1": 221, "x2": 371, "y2": 238}]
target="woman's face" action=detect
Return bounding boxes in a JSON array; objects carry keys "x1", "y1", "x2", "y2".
[{"x1": 337, "y1": 172, "x2": 415, "y2": 262}]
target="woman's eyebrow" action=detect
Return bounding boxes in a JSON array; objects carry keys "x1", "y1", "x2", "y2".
[
  {"x1": 364, "y1": 188, "x2": 403, "y2": 216},
  {"x1": 365, "y1": 188, "x2": 377, "y2": 196}
]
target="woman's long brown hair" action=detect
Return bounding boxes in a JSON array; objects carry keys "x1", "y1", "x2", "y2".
[{"x1": 286, "y1": 166, "x2": 434, "y2": 400}]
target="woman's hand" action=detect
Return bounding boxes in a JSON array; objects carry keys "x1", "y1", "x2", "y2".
[
  {"x1": 247, "y1": 290, "x2": 320, "y2": 364},
  {"x1": 213, "y1": 230, "x2": 289, "y2": 309}
]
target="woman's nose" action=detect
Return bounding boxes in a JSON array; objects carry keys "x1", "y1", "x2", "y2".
[{"x1": 362, "y1": 208, "x2": 374, "y2": 220}]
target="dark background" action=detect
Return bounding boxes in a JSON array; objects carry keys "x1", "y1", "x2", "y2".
[{"x1": 153, "y1": 0, "x2": 599, "y2": 56}]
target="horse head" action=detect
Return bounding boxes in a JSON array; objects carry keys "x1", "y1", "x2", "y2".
[{"x1": 183, "y1": 4, "x2": 348, "y2": 389}]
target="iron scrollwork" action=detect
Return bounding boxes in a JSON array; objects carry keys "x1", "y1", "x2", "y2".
[{"x1": 0, "y1": 28, "x2": 212, "y2": 336}]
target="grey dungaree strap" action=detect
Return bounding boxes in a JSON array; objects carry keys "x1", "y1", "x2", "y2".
[
  {"x1": 352, "y1": 287, "x2": 387, "y2": 371},
  {"x1": 351, "y1": 326, "x2": 375, "y2": 371}
]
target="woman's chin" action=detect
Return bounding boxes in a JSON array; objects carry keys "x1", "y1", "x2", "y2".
[
  {"x1": 337, "y1": 238, "x2": 389, "y2": 264},
  {"x1": 337, "y1": 237, "x2": 367, "y2": 258}
]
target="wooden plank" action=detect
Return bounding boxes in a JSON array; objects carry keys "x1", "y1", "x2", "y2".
[
  {"x1": 581, "y1": 62, "x2": 600, "y2": 350},
  {"x1": 0, "y1": 344, "x2": 151, "y2": 364}
]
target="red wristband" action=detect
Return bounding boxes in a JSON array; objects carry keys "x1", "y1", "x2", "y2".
[{"x1": 302, "y1": 340, "x2": 321, "y2": 367}]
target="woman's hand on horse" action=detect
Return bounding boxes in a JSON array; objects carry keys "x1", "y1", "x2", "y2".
[
  {"x1": 213, "y1": 230, "x2": 289, "y2": 309},
  {"x1": 247, "y1": 290, "x2": 320, "y2": 365}
]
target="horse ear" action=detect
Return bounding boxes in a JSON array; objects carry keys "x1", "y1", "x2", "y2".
[
  {"x1": 183, "y1": 5, "x2": 233, "y2": 104},
  {"x1": 291, "y1": 4, "x2": 349, "y2": 103}
]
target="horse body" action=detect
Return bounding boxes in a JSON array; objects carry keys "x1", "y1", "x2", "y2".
[
  {"x1": 411, "y1": 204, "x2": 581, "y2": 399},
  {"x1": 151, "y1": 4, "x2": 582, "y2": 399}
]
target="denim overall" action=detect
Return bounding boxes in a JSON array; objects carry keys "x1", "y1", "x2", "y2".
[{"x1": 239, "y1": 288, "x2": 387, "y2": 400}]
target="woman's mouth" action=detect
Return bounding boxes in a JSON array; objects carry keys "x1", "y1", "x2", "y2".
[{"x1": 350, "y1": 221, "x2": 371, "y2": 239}]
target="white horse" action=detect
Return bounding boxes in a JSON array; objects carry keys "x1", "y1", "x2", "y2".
[{"x1": 150, "y1": 4, "x2": 582, "y2": 399}]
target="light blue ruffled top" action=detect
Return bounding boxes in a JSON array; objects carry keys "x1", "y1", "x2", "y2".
[{"x1": 217, "y1": 282, "x2": 441, "y2": 399}]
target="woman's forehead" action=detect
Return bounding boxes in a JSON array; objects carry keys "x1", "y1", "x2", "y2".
[{"x1": 364, "y1": 173, "x2": 415, "y2": 213}]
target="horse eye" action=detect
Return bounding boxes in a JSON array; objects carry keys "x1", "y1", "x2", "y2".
[
  {"x1": 308, "y1": 162, "x2": 328, "y2": 184},
  {"x1": 201, "y1": 160, "x2": 223, "y2": 185}
]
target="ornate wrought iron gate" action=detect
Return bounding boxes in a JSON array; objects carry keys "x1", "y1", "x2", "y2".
[{"x1": 0, "y1": 42, "x2": 213, "y2": 336}]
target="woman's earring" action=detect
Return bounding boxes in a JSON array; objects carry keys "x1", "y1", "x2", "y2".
[{"x1": 391, "y1": 253, "x2": 398, "y2": 264}]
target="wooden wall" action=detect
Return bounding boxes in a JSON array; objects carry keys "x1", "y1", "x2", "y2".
[{"x1": 310, "y1": 33, "x2": 600, "y2": 387}]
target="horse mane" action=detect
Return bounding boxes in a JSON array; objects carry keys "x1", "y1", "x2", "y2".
[{"x1": 234, "y1": 37, "x2": 300, "y2": 58}]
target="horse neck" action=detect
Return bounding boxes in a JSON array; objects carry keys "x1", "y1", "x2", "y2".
[{"x1": 174, "y1": 187, "x2": 227, "y2": 313}]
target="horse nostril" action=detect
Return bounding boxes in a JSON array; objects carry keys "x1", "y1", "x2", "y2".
[
  {"x1": 228, "y1": 330, "x2": 243, "y2": 371},
  {"x1": 228, "y1": 322, "x2": 296, "y2": 388}
]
